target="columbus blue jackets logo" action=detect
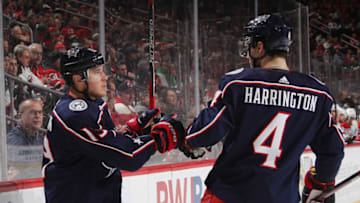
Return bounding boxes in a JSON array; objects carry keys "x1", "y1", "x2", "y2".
[
  {"x1": 69, "y1": 99, "x2": 88, "y2": 111},
  {"x1": 66, "y1": 48, "x2": 80, "y2": 58}
]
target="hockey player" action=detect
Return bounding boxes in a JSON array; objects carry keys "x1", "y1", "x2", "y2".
[
  {"x1": 42, "y1": 47, "x2": 184, "y2": 203},
  {"x1": 340, "y1": 107, "x2": 359, "y2": 143},
  {"x1": 179, "y1": 14, "x2": 344, "y2": 203}
]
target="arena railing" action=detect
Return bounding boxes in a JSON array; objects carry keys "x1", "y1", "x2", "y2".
[{"x1": 310, "y1": 19, "x2": 360, "y2": 50}]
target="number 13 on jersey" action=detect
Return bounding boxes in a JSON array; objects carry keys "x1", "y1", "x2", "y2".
[{"x1": 253, "y1": 112, "x2": 291, "y2": 169}]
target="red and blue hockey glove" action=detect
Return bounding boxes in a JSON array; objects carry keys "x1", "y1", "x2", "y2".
[
  {"x1": 302, "y1": 167, "x2": 335, "y2": 203},
  {"x1": 125, "y1": 108, "x2": 160, "y2": 137},
  {"x1": 177, "y1": 123, "x2": 206, "y2": 159},
  {"x1": 150, "y1": 114, "x2": 184, "y2": 153}
]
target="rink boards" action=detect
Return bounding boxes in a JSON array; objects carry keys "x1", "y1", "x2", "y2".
[{"x1": 0, "y1": 144, "x2": 359, "y2": 203}]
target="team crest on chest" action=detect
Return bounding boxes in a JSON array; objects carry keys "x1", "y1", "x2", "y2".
[{"x1": 69, "y1": 99, "x2": 88, "y2": 111}]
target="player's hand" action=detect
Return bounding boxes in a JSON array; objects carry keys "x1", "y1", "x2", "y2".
[
  {"x1": 302, "y1": 167, "x2": 335, "y2": 203},
  {"x1": 150, "y1": 114, "x2": 184, "y2": 153},
  {"x1": 126, "y1": 108, "x2": 160, "y2": 136},
  {"x1": 177, "y1": 123, "x2": 206, "y2": 159}
]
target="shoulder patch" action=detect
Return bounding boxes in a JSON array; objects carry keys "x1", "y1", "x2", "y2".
[
  {"x1": 225, "y1": 68, "x2": 244, "y2": 75},
  {"x1": 69, "y1": 99, "x2": 88, "y2": 111}
]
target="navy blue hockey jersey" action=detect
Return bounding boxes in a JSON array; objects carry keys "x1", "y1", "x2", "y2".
[
  {"x1": 42, "y1": 94, "x2": 156, "y2": 203},
  {"x1": 186, "y1": 68, "x2": 344, "y2": 203}
]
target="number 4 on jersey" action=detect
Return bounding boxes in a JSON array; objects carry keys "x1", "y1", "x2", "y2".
[{"x1": 253, "y1": 112, "x2": 291, "y2": 169}]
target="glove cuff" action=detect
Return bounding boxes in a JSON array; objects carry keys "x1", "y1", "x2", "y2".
[
  {"x1": 305, "y1": 167, "x2": 335, "y2": 191},
  {"x1": 126, "y1": 116, "x2": 141, "y2": 131}
]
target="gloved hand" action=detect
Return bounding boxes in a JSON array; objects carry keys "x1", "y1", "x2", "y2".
[
  {"x1": 125, "y1": 108, "x2": 160, "y2": 137},
  {"x1": 302, "y1": 167, "x2": 335, "y2": 203},
  {"x1": 177, "y1": 123, "x2": 206, "y2": 159},
  {"x1": 150, "y1": 114, "x2": 184, "y2": 153}
]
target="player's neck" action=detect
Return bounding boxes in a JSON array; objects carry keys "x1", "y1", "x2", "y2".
[
  {"x1": 69, "y1": 88, "x2": 86, "y2": 100},
  {"x1": 260, "y1": 56, "x2": 289, "y2": 70}
]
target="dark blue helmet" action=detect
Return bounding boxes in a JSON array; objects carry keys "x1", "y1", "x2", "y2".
[
  {"x1": 240, "y1": 14, "x2": 292, "y2": 57},
  {"x1": 60, "y1": 47, "x2": 104, "y2": 84}
]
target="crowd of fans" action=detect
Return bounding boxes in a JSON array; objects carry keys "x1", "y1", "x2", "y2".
[
  {"x1": 2, "y1": 0, "x2": 360, "y2": 180},
  {"x1": 309, "y1": 0, "x2": 360, "y2": 71}
]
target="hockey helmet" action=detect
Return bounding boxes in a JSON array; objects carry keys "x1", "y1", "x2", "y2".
[
  {"x1": 346, "y1": 108, "x2": 356, "y2": 119},
  {"x1": 60, "y1": 47, "x2": 104, "y2": 84},
  {"x1": 240, "y1": 14, "x2": 292, "y2": 57}
]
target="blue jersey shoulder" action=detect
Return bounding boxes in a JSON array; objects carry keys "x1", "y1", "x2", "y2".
[
  {"x1": 219, "y1": 68, "x2": 333, "y2": 101},
  {"x1": 54, "y1": 94, "x2": 106, "y2": 125}
]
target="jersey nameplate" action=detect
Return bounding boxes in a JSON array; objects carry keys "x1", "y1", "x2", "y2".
[{"x1": 69, "y1": 99, "x2": 88, "y2": 111}]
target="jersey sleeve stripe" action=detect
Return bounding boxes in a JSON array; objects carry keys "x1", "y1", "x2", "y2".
[
  {"x1": 222, "y1": 80, "x2": 333, "y2": 101},
  {"x1": 133, "y1": 140, "x2": 156, "y2": 155},
  {"x1": 186, "y1": 106, "x2": 227, "y2": 140},
  {"x1": 97, "y1": 110, "x2": 104, "y2": 130},
  {"x1": 327, "y1": 113, "x2": 345, "y2": 144},
  {"x1": 53, "y1": 110, "x2": 153, "y2": 158},
  {"x1": 333, "y1": 124, "x2": 345, "y2": 144},
  {"x1": 81, "y1": 127, "x2": 99, "y2": 141},
  {"x1": 99, "y1": 102, "x2": 107, "y2": 111}
]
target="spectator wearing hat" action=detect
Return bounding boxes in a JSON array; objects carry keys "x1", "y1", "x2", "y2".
[
  {"x1": 53, "y1": 43, "x2": 67, "y2": 53},
  {"x1": 111, "y1": 80, "x2": 137, "y2": 130},
  {"x1": 61, "y1": 16, "x2": 79, "y2": 42}
]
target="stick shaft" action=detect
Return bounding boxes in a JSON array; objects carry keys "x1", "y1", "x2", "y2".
[
  {"x1": 148, "y1": 0, "x2": 156, "y2": 109},
  {"x1": 314, "y1": 170, "x2": 360, "y2": 200}
]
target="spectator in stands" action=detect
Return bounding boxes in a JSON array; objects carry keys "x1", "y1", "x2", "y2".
[
  {"x1": 4, "y1": 54, "x2": 19, "y2": 115},
  {"x1": 6, "y1": 54, "x2": 19, "y2": 76},
  {"x1": 81, "y1": 38, "x2": 96, "y2": 49},
  {"x1": 7, "y1": 98, "x2": 44, "y2": 145},
  {"x1": 113, "y1": 62, "x2": 136, "y2": 86},
  {"x1": 14, "y1": 44, "x2": 31, "y2": 68},
  {"x1": 14, "y1": 44, "x2": 43, "y2": 86},
  {"x1": 159, "y1": 88, "x2": 183, "y2": 119},
  {"x1": 124, "y1": 46, "x2": 139, "y2": 74},
  {"x1": 8, "y1": 24, "x2": 30, "y2": 52},
  {"x1": 106, "y1": 78, "x2": 117, "y2": 118},
  {"x1": 156, "y1": 60, "x2": 170, "y2": 88},
  {"x1": 7, "y1": 98, "x2": 44, "y2": 180},
  {"x1": 54, "y1": 43, "x2": 67, "y2": 53},
  {"x1": 61, "y1": 16, "x2": 80, "y2": 42},
  {"x1": 112, "y1": 80, "x2": 137, "y2": 130},
  {"x1": 168, "y1": 63, "x2": 178, "y2": 88},
  {"x1": 43, "y1": 50, "x2": 65, "y2": 90},
  {"x1": 29, "y1": 43, "x2": 46, "y2": 81},
  {"x1": 4, "y1": 40, "x2": 9, "y2": 55},
  {"x1": 134, "y1": 90, "x2": 150, "y2": 114}
]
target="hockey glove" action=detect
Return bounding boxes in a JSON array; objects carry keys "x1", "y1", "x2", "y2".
[
  {"x1": 178, "y1": 123, "x2": 206, "y2": 159},
  {"x1": 150, "y1": 114, "x2": 184, "y2": 153},
  {"x1": 125, "y1": 108, "x2": 160, "y2": 137},
  {"x1": 302, "y1": 167, "x2": 335, "y2": 203}
]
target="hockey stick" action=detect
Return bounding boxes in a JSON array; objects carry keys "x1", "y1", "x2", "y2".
[
  {"x1": 148, "y1": 0, "x2": 156, "y2": 110},
  {"x1": 313, "y1": 170, "x2": 360, "y2": 201}
]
